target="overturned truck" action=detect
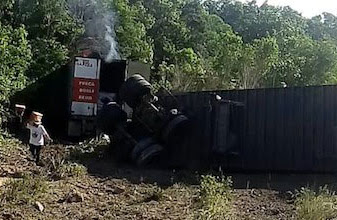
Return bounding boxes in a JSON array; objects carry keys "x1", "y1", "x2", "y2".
[
  {"x1": 97, "y1": 74, "x2": 193, "y2": 168},
  {"x1": 12, "y1": 54, "x2": 193, "y2": 168}
]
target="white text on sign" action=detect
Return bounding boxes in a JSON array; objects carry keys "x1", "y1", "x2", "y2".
[
  {"x1": 78, "y1": 95, "x2": 93, "y2": 101},
  {"x1": 79, "y1": 88, "x2": 95, "y2": 94},
  {"x1": 79, "y1": 81, "x2": 96, "y2": 87}
]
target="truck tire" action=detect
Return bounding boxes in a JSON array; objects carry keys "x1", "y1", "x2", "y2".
[
  {"x1": 136, "y1": 144, "x2": 164, "y2": 167},
  {"x1": 161, "y1": 115, "x2": 189, "y2": 143},
  {"x1": 119, "y1": 74, "x2": 151, "y2": 108},
  {"x1": 97, "y1": 102, "x2": 127, "y2": 134},
  {"x1": 131, "y1": 137, "x2": 156, "y2": 161},
  {"x1": 120, "y1": 76, "x2": 151, "y2": 107}
]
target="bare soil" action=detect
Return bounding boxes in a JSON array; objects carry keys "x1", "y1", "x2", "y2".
[{"x1": 0, "y1": 141, "x2": 307, "y2": 219}]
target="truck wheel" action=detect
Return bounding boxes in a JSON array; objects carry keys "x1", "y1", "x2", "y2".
[
  {"x1": 161, "y1": 115, "x2": 189, "y2": 143},
  {"x1": 131, "y1": 137, "x2": 156, "y2": 161},
  {"x1": 136, "y1": 144, "x2": 164, "y2": 167},
  {"x1": 120, "y1": 76, "x2": 151, "y2": 107},
  {"x1": 119, "y1": 74, "x2": 152, "y2": 108}
]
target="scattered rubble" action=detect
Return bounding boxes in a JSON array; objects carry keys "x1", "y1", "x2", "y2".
[
  {"x1": 35, "y1": 201, "x2": 44, "y2": 212},
  {"x1": 65, "y1": 190, "x2": 85, "y2": 203}
]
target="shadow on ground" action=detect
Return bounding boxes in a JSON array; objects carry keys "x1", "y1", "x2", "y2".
[{"x1": 71, "y1": 144, "x2": 337, "y2": 192}]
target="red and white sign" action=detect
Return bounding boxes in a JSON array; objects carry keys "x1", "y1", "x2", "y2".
[
  {"x1": 72, "y1": 78, "x2": 99, "y2": 103},
  {"x1": 71, "y1": 57, "x2": 101, "y2": 116}
]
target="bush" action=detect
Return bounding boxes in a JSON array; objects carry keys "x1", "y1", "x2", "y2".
[
  {"x1": 196, "y1": 175, "x2": 233, "y2": 220},
  {"x1": 295, "y1": 186, "x2": 337, "y2": 220},
  {"x1": 47, "y1": 159, "x2": 87, "y2": 180},
  {"x1": 56, "y1": 162, "x2": 87, "y2": 179},
  {"x1": 0, "y1": 174, "x2": 48, "y2": 205}
]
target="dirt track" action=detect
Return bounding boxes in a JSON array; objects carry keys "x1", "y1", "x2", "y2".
[{"x1": 3, "y1": 142, "x2": 332, "y2": 219}]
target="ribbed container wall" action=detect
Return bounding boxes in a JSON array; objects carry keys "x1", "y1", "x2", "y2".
[{"x1": 162, "y1": 85, "x2": 337, "y2": 172}]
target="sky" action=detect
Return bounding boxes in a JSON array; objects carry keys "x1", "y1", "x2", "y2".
[{"x1": 239, "y1": 0, "x2": 337, "y2": 18}]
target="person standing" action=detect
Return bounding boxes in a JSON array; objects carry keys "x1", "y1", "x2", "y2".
[
  {"x1": 26, "y1": 111, "x2": 52, "y2": 165},
  {"x1": 13, "y1": 104, "x2": 27, "y2": 140}
]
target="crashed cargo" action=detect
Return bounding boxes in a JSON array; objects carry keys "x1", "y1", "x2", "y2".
[{"x1": 97, "y1": 74, "x2": 192, "y2": 168}]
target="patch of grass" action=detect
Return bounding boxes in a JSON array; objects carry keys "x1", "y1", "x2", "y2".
[
  {"x1": 196, "y1": 175, "x2": 233, "y2": 220},
  {"x1": 143, "y1": 186, "x2": 164, "y2": 202},
  {"x1": 56, "y1": 162, "x2": 88, "y2": 179},
  {"x1": 0, "y1": 133, "x2": 21, "y2": 159},
  {"x1": 295, "y1": 186, "x2": 337, "y2": 220},
  {"x1": 69, "y1": 138, "x2": 109, "y2": 161},
  {"x1": 0, "y1": 174, "x2": 48, "y2": 206}
]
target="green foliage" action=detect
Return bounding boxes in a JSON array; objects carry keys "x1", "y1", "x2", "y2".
[
  {"x1": 202, "y1": 0, "x2": 337, "y2": 89},
  {"x1": 295, "y1": 186, "x2": 337, "y2": 220},
  {"x1": 157, "y1": 48, "x2": 205, "y2": 91},
  {"x1": 111, "y1": 0, "x2": 154, "y2": 63},
  {"x1": 0, "y1": 0, "x2": 82, "y2": 126},
  {"x1": 56, "y1": 162, "x2": 88, "y2": 179},
  {"x1": 138, "y1": 0, "x2": 190, "y2": 66},
  {"x1": 0, "y1": 23, "x2": 32, "y2": 103},
  {"x1": 18, "y1": 0, "x2": 83, "y2": 78},
  {"x1": 0, "y1": 174, "x2": 48, "y2": 205},
  {"x1": 197, "y1": 175, "x2": 233, "y2": 220},
  {"x1": 29, "y1": 38, "x2": 69, "y2": 79},
  {"x1": 0, "y1": 0, "x2": 15, "y2": 23},
  {"x1": 2, "y1": 0, "x2": 337, "y2": 111},
  {"x1": 0, "y1": 22, "x2": 31, "y2": 126},
  {"x1": 238, "y1": 36, "x2": 279, "y2": 89}
]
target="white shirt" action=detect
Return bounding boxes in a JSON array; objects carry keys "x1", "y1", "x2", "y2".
[{"x1": 26, "y1": 124, "x2": 48, "y2": 146}]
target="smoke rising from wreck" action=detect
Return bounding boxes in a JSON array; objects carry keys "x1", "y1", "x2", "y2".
[
  {"x1": 105, "y1": 25, "x2": 120, "y2": 62},
  {"x1": 67, "y1": 0, "x2": 120, "y2": 62}
]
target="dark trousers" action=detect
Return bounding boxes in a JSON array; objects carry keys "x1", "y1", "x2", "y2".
[{"x1": 29, "y1": 144, "x2": 42, "y2": 163}]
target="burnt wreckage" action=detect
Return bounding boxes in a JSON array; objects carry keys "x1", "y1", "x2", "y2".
[{"x1": 97, "y1": 74, "x2": 192, "y2": 167}]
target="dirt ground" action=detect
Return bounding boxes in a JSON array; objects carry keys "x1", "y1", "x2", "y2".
[{"x1": 2, "y1": 140, "x2": 333, "y2": 220}]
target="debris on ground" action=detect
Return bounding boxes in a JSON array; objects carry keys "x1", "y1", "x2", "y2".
[
  {"x1": 0, "y1": 139, "x2": 298, "y2": 219},
  {"x1": 64, "y1": 190, "x2": 85, "y2": 203},
  {"x1": 35, "y1": 201, "x2": 44, "y2": 212}
]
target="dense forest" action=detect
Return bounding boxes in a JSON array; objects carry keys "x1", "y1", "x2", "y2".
[{"x1": 1, "y1": 0, "x2": 337, "y2": 120}]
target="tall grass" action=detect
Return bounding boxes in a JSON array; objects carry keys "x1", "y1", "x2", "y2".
[
  {"x1": 295, "y1": 186, "x2": 337, "y2": 220},
  {"x1": 196, "y1": 175, "x2": 233, "y2": 220},
  {"x1": 0, "y1": 174, "x2": 48, "y2": 206}
]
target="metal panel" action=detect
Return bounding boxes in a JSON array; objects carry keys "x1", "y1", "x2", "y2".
[
  {"x1": 164, "y1": 85, "x2": 337, "y2": 173},
  {"x1": 313, "y1": 87, "x2": 324, "y2": 172},
  {"x1": 255, "y1": 89, "x2": 266, "y2": 170},
  {"x1": 273, "y1": 88, "x2": 285, "y2": 170},
  {"x1": 246, "y1": 89, "x2": 258, "y2": 169},
  {"x1": 303, "y1": 87, "x2": 314, "y2": 171}
]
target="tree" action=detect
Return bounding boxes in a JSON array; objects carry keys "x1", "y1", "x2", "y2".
[
  {"x1": 204, "y1": 0, "x2": 307, "y2": 42},
  {"x1": 110, "y1": 0, "x2": 154, "y2": 63},
  {"x1": 0, "y1": 22, "x2": 32, "y2": 124},
  {"x1": 156, "y1": 48, "x2": 205, "y2": 91},
  {"x1": 136, "y1": 0, "x2": 190, "y2": 67},
  {"x1": 238, "y1": 36, "x2": 279, "y2": 89},
  {"x1": 17, "y1": 0, "x2": 83, "y2": 79}
]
